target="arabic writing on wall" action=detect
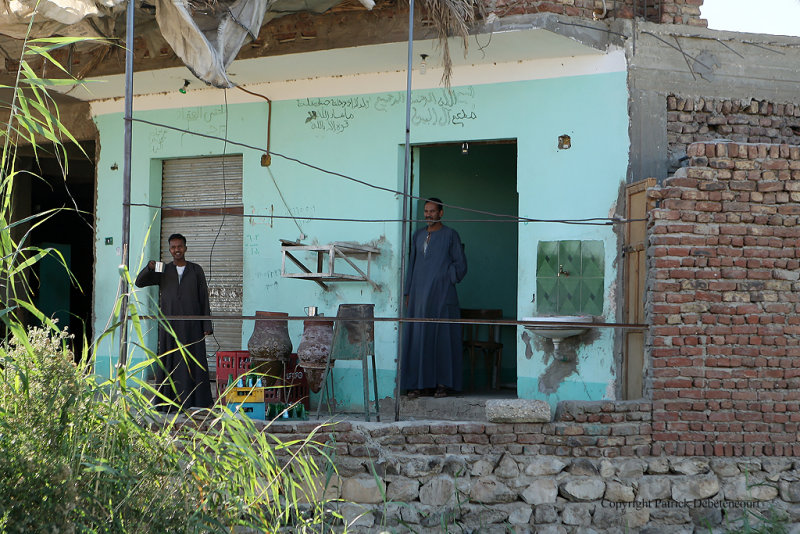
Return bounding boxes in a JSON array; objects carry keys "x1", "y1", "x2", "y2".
[
  {"x1": 296, "y1": 87, "x2": 478, "y2": 134},
  {"x1": 177, "y1": 106, "x2": 227, "y2": 148}
]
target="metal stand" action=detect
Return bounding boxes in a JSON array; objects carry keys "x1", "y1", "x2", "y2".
[
  {"x1": 316, "y1": 357, "x2": 337, "y2": 416},
  {"x1": 359, "y1": 319, "x2": 380, "y2": 422},
  {"x1": 315, "y1": 304, "x2": 380, "y2": 421}
]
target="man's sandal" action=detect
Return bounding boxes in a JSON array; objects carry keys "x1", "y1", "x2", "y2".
[
  {"x1": 434, "y1": 385, "x2": 447, "y2": 398},
  {"x1": 407, "y1": 390, "x2": 420, "y2": 399}
]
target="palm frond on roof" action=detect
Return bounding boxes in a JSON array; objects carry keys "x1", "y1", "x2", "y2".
[{"x1": 421, "y1": 0, "x2": 483, "y2": 87}]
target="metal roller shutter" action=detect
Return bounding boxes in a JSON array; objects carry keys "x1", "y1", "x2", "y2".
[{"x1": 161, "y1": 156, "x2": 243, "y2": 377}]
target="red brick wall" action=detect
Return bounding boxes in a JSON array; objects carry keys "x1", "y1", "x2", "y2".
[
  {"x1": 487, "y1": 0, "x2": 706, "y2": 25},
  {"x1": 647, "y1": 141, "x2": 800, "y2": 456}
]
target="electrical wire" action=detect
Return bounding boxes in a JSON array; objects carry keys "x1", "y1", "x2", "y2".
[
  {"x1": 128, "y1": 117, "x2": 638, "y2": 227},
  {"x1": 127, "y1": 201, "x2": 644, "y2": 225},
  {"x1": 267, "y1": 166, "x2": 306, "y2": 238},
  {"x1": 205, "y1": 88, "x2": 230, "y2": 352},
  {"x1": 474, "y1": 28, "x2": 492, "y2": 58},
  {"x1": 234, "y1": 85, "x2": 271, "y2": 155}
]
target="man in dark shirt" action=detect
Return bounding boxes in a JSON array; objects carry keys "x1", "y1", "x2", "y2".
[{"x1": 135, "y1": 233, "x2": 213, "y2": 409}]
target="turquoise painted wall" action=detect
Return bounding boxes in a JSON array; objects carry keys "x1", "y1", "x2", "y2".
[{"x1": 92, "y1": 71, "x2": 629, "y2": 411}]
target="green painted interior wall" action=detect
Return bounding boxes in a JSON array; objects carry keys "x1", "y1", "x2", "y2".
[
  {"x1": 416, "y1": 143, "x2": 518, "y2": 390},
  {"x1": 36, "y1": 242, "x2": 71, "y2": 327},
  {"x1": 92, "y1": 69, "x2": 629, "y2": 411}
]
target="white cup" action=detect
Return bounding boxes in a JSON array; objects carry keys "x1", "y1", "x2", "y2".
[
  {"x1": 304, "y1": 306, "x2": 318, "y2": 317},
  {"x1": 155, "y1": 261, "x2": 165, "y2": 273}
]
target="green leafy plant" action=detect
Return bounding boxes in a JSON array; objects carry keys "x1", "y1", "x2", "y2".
[
  {"x1": 703, "y1": 469, "x2": 790, "y2": 534},
  {"x1": 712, "y1": 505, "x2": 789, "y2": 534},
  {"x1": 0, "y1": 27, "x2": 348, "y2": 534},
  {"x1": 0, "y1": 323, "x2": 344, "y2": 533}
]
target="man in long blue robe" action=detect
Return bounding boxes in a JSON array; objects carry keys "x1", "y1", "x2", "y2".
[{"x1": 402, "y1": 198, "x2": 467, "y2": 398}]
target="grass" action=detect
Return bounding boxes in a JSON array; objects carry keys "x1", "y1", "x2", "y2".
[{"x1": 0, "y1": 324, "x2": 347, "y2": 533}]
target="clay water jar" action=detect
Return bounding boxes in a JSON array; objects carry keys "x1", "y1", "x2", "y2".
[
  {"x1": 247, "y1": 311, "x2": 292, "y2": 385},
  {"x1": 296, "y1": 318, "x2": 334, "y2": 393}
]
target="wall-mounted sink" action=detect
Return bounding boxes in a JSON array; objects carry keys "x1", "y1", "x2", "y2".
[{"x1": 522, "y1": 316, "x2": 594, "y2": 354}]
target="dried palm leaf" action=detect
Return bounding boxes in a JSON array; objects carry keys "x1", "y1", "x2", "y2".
[
  {"x1": 419, "y1": 0, "x2": 483, "y2": 87},
  {"x1": 187, "y1": 0, "x2": 222, "y2": 15}
]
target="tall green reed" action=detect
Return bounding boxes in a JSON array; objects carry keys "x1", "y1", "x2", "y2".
[{"x1": 0, "y1": 30, "x2": 344, "y2": 534}]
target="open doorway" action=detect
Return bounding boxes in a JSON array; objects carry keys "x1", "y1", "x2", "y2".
[
  {"x1": 15, "y1": 143, "x2": 96, "y2": 357},
  {"x1": 412, "y1": 141, "x2": 518, "y2": 394}
]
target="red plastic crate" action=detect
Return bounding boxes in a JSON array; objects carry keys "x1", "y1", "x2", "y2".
[
  {"x1": 216, "y1": 351, "x2": 251, "y2": 399},
  {"x1": 265, "y1": 355, "x2": 310, "y2": 410},
  {"x1": 217, "y1": 351, "x2": 310, "y2": 409}
]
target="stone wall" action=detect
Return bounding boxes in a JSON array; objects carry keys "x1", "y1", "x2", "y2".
[
  {"x1": 266, "y1": 419, "x2": 800, "y2": 532},
  {"x1": 272, "y1": 402, "x2": 652, "y2": 461},
  {"x1": 667, "y1": 96, "x2": 800, "y2": 173},
  {"x1": 488, "y1": 0, "x2": 706, "y2": 25},
  {"x1": 647, "y1": 141, "x2": 800, "y2": 457}
]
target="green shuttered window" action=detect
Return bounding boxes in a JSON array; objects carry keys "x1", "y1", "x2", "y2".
[{"x1": 536, "y1": 240, "x2": 604, "y2": 316}]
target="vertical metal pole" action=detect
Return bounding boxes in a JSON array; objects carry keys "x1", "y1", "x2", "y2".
[
  {"x1": 362, "y1": 319, "x2": 370, "y2": 422},
  {"x1": 394, "y1": 0, "x2": 415, "y2": 422},
  {"x1": 118, "y1": 0, "x2": 135, "y2": 367}
]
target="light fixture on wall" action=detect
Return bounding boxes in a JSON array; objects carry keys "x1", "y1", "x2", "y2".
[
  {"x1": 461, "y1": 142, "x2": 469, "y2": 155},
  {"x1": 558, "y1": 134, "x2": 571, "y2": 150},
  {"x1": 179, "y1": 79, "x2": 190, "y2": 94},
  {"x1": 419, "y1": 54, "x2": 428, "y2": 75}
]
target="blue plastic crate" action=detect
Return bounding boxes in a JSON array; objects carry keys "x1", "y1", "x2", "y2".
[{"x1": 231, "y1": 401, "x2": 265, "y2": 420}]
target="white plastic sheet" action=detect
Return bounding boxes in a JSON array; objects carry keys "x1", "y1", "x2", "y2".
[
  {"x1": 155, "y1": 0, "x2": 267, "y2": 87},
  {"x1": 0, "y1": 0, "x2": 372, "y2": 87}
]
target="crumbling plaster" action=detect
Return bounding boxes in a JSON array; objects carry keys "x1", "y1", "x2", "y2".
[{"x1": 626, "y1": 20, "x2": 800, "y2": 183}]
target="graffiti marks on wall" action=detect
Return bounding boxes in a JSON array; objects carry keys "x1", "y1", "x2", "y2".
[
  {"x1": 296, "y1": 87, "x2": 478, "y2": 134},
  {"x1": 150, "y1": 129, "x2": 167, "y2": 153},
  {"x1": 408, "y1": 87, "x2": 478, "y2": 127},
  {"x1": 178, "y1": 106, "x2": 227, "y2": 146},
  {"x1": 296, "y1": 97, "x2": 368, "y2": 133}
]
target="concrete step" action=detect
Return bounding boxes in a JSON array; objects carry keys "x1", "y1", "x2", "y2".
[{"x1": 374, "y1": 391, "x2": 515, "y2": 422}]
